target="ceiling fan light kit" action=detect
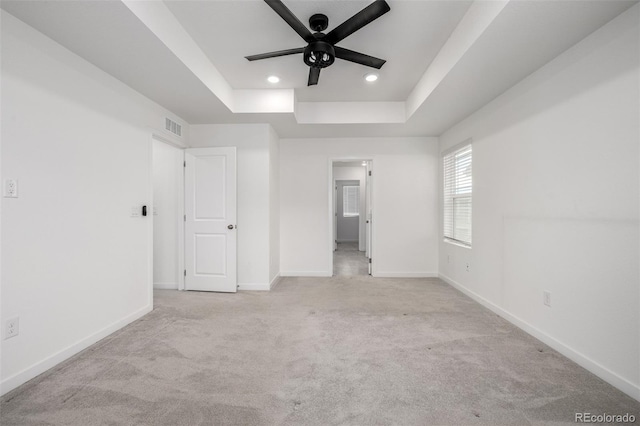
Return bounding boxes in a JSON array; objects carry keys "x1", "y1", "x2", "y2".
[{"x1": 246, "y1": 0, "x2": 390, "y2": 86}]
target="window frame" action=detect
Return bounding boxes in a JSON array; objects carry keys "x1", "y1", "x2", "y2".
[
  {"x1": 342, "y1": 185, "x2": 360, "y2": 218},
  {"x1": 443, "y1": 140, "x2": 473, "y2": 247}
]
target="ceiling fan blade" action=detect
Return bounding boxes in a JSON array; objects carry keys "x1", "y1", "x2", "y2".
[
  {"x1": 325, "y1": 0, "x2": 390, "y2": 45},
  {"x1": 335, "y1": 47, "x2": 386, "y2": 69},
  {"x1": 264, "y1": 0, "x2": 314, "y2": 43},
  {"x1": 308, "y1": 67, "x2": 320, "y2": 86},
  {"x1": 245, "y1": 47, "x2": 304, "y2": 61}
]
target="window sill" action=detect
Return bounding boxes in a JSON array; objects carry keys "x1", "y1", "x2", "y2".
[{"x1": 444, "y1": 238, "x2": 471, "y2": 250}]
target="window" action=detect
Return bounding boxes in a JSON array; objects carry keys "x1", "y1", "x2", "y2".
[
  {"x1": 443, "y1": 142, "x2": 472, "y2": 246},
  {"x1": 343, "y1": 186, "x2": 360, "y2": 217}
]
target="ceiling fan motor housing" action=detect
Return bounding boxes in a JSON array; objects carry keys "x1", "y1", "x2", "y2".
[
  {"x1": 304, "y1": 40, "x2": 335, "y2": 68},
  {"x1": 309, "y1": 13, "x2": 329, "y2": 32}
]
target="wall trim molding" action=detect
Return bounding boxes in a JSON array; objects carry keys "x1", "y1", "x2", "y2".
[
  {"x1": 153, "y1": 282, "x2": 178, "y2": 290},
  {"x1": 0, "y1": 304, "x2": 153, "y2": 396},
  {"x1": 269, "y1": 274, "x2": 281, "y2": 290},
  {"x1": 374, "y1": 272, "x2": 438, "y2": 278},
  {"x1": 438, "y1": 273, "x2": 640, "y2": 402},
  {"x1": 237, "y1": 283, "x2": 270, "y2": 291},
  {"x1": 280, "y1": 271, "x2": 332, "y2": 277}
]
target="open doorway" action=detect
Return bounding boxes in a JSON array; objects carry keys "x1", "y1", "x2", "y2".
[
  {"x1": 332, "y1": 160, "x2": 372, "y2": 276},
  {"x1": 151, "y1": 137, "x2": 184, "y2": 292},
  {"x1": 152, "y1": 140, "x2": 238, "y2": 294}
]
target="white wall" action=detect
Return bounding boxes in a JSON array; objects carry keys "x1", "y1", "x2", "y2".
[
  {"x1": 152, "y1": 139, "x2": 183, "y2": 290},
  {"x1": 439, "y1": 5, "x2": 639, "y2": 400},
  {"x1": 0, "y1": 12, "x2": 187, "y2": 394},
  {"x1": 280, "y1": 137, "x2": 439, "y2": 277},
  {"x1": 333, "y1": 166, "x2": 366, "y2": 249},
  {"x1": 189, "y1": 124, "x2": 273, "y2": 290},
  {"x1": 268, "y1": 126, "x2": 280, "y2": 287}
]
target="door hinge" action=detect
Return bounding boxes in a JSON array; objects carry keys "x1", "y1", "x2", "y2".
[
  {"x1": 184, "y1": 160, "x2": 186, "y2": 167},
  {"x1": 184, "y1": 215, "x2": 186, "y2": 221},
  {"x1": 184, "y1": 269, "x2": 186, "y2": 276},
  {"x1": 368, "y1": 170, "x2": 372, "y2": 176},
  {"x1": 369, "y1": 258, "x2": 372, "y2": 264}
]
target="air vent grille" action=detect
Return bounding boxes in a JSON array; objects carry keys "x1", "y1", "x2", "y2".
[{"x1": 165, "y1": 118, "x2": 182, "y2": 137}]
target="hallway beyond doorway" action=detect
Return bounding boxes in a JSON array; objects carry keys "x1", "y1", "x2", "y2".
[{"x1": 333, "y1": 242, "x2": 369, "y2": 276}]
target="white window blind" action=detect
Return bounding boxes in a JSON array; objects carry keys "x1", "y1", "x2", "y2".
[
  {"x1": 443, "y1": 142, "x2": 472, "y2": 246},
  {"x1": 343, "y1": 186, "x2": 360, "y2": 217}
]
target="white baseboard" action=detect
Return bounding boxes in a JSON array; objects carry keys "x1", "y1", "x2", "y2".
[
  {"x1": 237, "y1": 283, "x2": 270, "y2": 291},
  {"x1": 0, "y1": 304, "x2": 153, "y2": 396},
  {"x1": 438, "y1": 273, "x2": 640, "y2": 402},
  {"x1": 153, "y1": 282, "x2": 178, "y2": 290},
  {"x1": 280, "y1": 271, "x2": 332, "y2": 277},
  {"x1": 237, "y1": 276, "x2": 282, "y2": 292},
  {"x1": 269, "y1": 274, "x2": 281, "y2": 290},
  {"x1": 374, "y1": 272, "x2": 438, "y2": 278}
]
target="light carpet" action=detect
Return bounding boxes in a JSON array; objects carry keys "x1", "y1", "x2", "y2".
[{"x1": 2, "y1": 277, "x2": 639, "y2": 425}]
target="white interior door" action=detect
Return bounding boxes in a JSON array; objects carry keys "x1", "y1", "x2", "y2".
[{"x1": 184, "y1": 147, "x2": 237, "y2": 292}]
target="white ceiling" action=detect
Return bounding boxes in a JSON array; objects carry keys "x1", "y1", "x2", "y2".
[
  {"x1": 0, "y1": 0, "x2": 229, "y2": 123},
  {"x1": 164, "y1": 0, "x2": 472, "y2": 102},
  {"x1": 1, "y1": 0, "x2": 637, "y2": 138}
]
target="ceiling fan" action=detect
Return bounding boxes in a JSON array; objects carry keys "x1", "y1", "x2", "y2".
[{"x1": 245, "y1": 0, "x2": 391, "y2": 86}]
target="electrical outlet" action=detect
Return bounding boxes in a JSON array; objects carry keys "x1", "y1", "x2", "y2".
[
  {"x1": 4, "y1": 179, "x2": 18, "y2": 198},
  {"x1": 5, "y1": 317, "x2": 19, "y2": 339},
  {"x1": 543, "y1": 291, "x2": 551, "y2": 307}
]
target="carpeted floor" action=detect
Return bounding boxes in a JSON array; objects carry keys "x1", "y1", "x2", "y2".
[
  {"x1": 2, "y1": 277, "x2": 639, "y2": 425},
  {"x1": 333, "y1": 243, "x2": 369, "y2": 276}
]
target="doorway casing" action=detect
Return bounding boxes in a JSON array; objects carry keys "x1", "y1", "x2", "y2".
[
  {"x1": 328, "y1": 157, "x2": 375, "y2": 276},
  {"x1": 151, "y1": 133, "x2": 186, "y2": 292}
]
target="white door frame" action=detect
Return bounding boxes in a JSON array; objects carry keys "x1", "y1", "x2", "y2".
[
  {"x1": 150, "y1": 133, "x2": 186, "y2": 291},
  {"x1": 147, "y1": 137, "x2": 154, "y2": 305},
  {"x1": 328, "y1": 157, "x2": 375, "y2": 276},
  {"x1": 333, "y1": 179, "x2": 337, "y2": 251}
]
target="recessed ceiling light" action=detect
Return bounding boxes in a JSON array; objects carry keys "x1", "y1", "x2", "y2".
[
  {"x1": 267, "y1": 75, "x2": 280, "y2": 84},
  {"x1": 364, "y1": 73, "x2": 378, "y2": 82}
]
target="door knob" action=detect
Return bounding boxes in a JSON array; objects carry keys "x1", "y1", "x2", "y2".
[{"x1": 228, "y1": 224, "x2": 234, "y2": 230}]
